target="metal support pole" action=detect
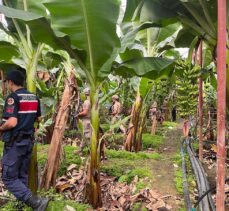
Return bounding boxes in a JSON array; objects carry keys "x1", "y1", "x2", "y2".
[
  {"x1": 216, "y1": 0, "x2": 226, "y2": 210},
  {"x1": 197, "y1": 42, "x2": 203, "y2": 161}
]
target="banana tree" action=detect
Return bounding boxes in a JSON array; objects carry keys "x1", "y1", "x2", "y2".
[
  {"x1": 137, "y1": 1, "x2": 227, "y2": 210},
  {"x1": 0, "y1": 0, "x2": 176, "y2": 207},
  {"x1": 127, "y1": 77, "x2": 153, "y2": 152},
  {"x1": 115, "y1": 4, "x2": 180, "y2": 151},
  {"x1": 136, "y1": 0, "x2": 229, "y2": 111},
  {"x1": 0, "y1": 0, "x2": 85, "y2": 193},
  {"x1": 115, "y1": 56, "x2": 174, "y2": 152},
  {"x1": 0, "y1": 0, "x2": 48, "y2": 192}
]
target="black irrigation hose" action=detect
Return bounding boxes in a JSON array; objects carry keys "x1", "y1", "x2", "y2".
[
  {"x1": 187, "y1": 138, "x2": 211, "y2": 211},
  {"x1": 185, "y1": 137, "x2": 214, "y2": 211},
  {"x1": 194, "y1": 178, "x2": 229, "y2": 208},
  {"x1": 189, "y1": 141, "x2": 216, "y2": 211},
  {"x1": 180, "y1": 140, "x2": 192, "y2": 211},
  {"x1": 185, "y1": 139, "x2": 205, "y2": 211}
]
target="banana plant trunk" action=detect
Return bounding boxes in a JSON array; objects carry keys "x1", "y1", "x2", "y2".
[
  {"x1": 86, "y1": 87, "x2": 102, "y2": 208},
  {"x1": 125, "y1": 92, "x2": 143, "y2": 152},
  {"x1": 40, "y1": 72, "x2": 77, "y2": 189},
  {"x1": 135, "y1": 106, "x2": 147, "y2": 152},
  {"x1": 151, "y1": 114, "x2": 157, "y2": 135},
  {"x1": 1, "y1": 70, "x2": 6, "y2": 97},
  {"x1": 216, "y1": 0, "x2": 227, "y2": 210},
  {"x1": 27, "y1": 47, "x2": 43, "y2": 193}
]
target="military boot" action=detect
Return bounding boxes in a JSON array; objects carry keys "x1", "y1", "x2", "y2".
[{"x1": 25, "y1": 195, "x2": 49, "y2": 211}]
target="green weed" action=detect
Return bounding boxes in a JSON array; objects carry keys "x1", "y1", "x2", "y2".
[
  {"x1": 58, "y1": 145, "x2": 81, "y2": 176},
  {"x1": 173, "y1": 153, "x2": 196, "y2": 195},
  {"x1": 1, "y1": 188, "x2": 90, "y2": 211},
  {"x1": 37, "y1": 144, "x2": 49, "y2": 167},
  {"x1": 135, "y1": 179, "x2": 151, "y2": 193},
  {"x1": 162, "y1": 121, "x2": 178, "y2": 128},
  {"x1": 132, "y1": 202, "x2": 147, "y2": 211},
  {"x1": 37, "y1": 144, "x2": 81, "y2": 176},
  {"x1": 142, "y1": 133, "x2": 164, "y2": 149},
  {"x1": 64, "y1": 129, "x2": 81, "y2": 137},
  {"x1": 106, "y1": 149, "x2": 162, "y2": 160},
  {"x1": 175, "y1": 169, "x2": 184, "y2": 194},
  {"x1": 1, "y1": 199, "x2": 89, "y2": 211},
  {"x1": 102, "y1": 158, "x2": 152, "y2": 183},
  {"x1": 100, "y1": 123, "x2": 110, "y2": 132}
]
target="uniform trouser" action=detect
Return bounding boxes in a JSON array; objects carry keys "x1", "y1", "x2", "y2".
[
  {"x1": 111, "y1": 116, "x2": 126, "y2": 134},
  {"x1": 2, "y1": 138, "x2": 33, "y2": 202},
  {"x1": 80, "y1": 119, "x2": 91, "y2": 150}
]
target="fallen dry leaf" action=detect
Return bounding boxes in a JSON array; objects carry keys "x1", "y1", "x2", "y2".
[{"x1": 67, "y1": 164, "x2": 77, "y2": 172}]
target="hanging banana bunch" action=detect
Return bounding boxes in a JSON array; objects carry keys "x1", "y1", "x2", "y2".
[{"x1": 176, "y1": 60, "x2": 200, "y2": 119}]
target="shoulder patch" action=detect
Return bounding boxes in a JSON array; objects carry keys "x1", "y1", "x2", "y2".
[
  {"x1": 6, "y1": 106, "x2": 14, "y2": 114},
  {"x1": 7, "y1": 98, "x2": 14, "y2": 105}
]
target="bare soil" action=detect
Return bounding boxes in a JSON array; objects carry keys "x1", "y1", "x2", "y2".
[{"x1": 150, "y1": 125, "x2": 184, "y2": 210}]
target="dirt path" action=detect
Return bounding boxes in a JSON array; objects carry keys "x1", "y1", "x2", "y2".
[{"x1": 150, "y1": 125, "x2": 184, "y2": 210}]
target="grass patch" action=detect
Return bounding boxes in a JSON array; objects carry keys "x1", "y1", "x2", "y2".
[
  {"x1": 107, "y1": 134, "x2": 124, "y2": 143},
  {"x1": 106, "y1": 149, "x2": 162, "y2": 160},
  {"x1": 37, "y1": 144, "x2": 82, "y2": 176},
  {"x1": 132, "y1": 202, "x2": 147, "y2": 211},
  {"x1": 1, "y1": 189, "x2": 90, "y2": 211},
  {"x1": 142, "y1": 133, "x2": 164, "y2": 150},
  {"x1": 101, "y1": 158, "x2": 152, "y2": 183},
  {"x1": 173, "y1": 153, "x2": 196, "y2": 195},
  {"x1": 162, "y1": 121, "x2": 178, "y2": 128},
  {"x1": 173, "y1": 153, "x2": 184, "y2": 195},
  {"x1": 1, "y1": 200, "x2": 89, "y2": 211},
  {"x1": 175, "y1": 168, "x2": 183, "y2": 194},
  {"x1": 172, "y1": 153, "x2": 182, "y2": 166},
  {"x1": 58, "y1": 145, "x2": 81, "y2": 176},
  {"x1": 64, "y1": 129, "x2": 81, "y2": 137},
  {"x1": 192, "y1": 141, "x2": 199, "y2": 151},
  {"x1": 100, "y1": 123, "x2": 110, "y2": 132},
  {"x1": 37, "y1": 144, "x2": 49, "y2": 166},
  {"x1": 106, "y1": 134, "x2": 124, "y2": 149},
  {"x1": 135, "y1": 179, "x2": 151, "y2": 193},
  {"x1": 102, "y1": 159, "x2": 135, "y2": 178}
]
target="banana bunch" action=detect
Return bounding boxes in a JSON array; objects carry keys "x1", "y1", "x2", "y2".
[
  {"x1": 155, "y1": 79, "x2": 173, "y2": 105},
  {"x1": 204, "y1": 82, "x2": 216, "y2": 108},
  {"x1": 175, "y1": 60, "x2": 200, "y2": 118}
]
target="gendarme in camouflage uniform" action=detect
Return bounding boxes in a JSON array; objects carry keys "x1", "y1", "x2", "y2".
[{"x1": 77, "y1": 88, "x2": 91, "y2": 150}]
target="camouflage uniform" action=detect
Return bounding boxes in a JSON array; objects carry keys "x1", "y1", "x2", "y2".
[
  {"x1": 81, "y1": 98, "x2": 91, "y2": 139},
  {"x1": 111, "y1": 95, "x2": 126, "y2": 134},
  {"x1": 78, "y1": 88, "x2": 92, "y2": 151}
]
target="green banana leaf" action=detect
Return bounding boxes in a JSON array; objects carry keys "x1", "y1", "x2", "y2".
[
  {"x1": 140, "y1": 0, "x2": 179, "y2": 25},
  {"x1": 122, "y1": 0, "x2": 143, "y2": 22},
  {"x1": 0, "y1": 41, "x2": 19, "y2": 62},
  {"x1": 121, "y1": 22, "x2": 159, "y2": 53},
  {"x1": 114, "y1": 57, "x2": 174, "y2": 80},
  {"x1": 42, "y1": 0, "x2": 120, "y2": 82},
  {"x1": 120, "y1": 48, "x2": 144, "y2": 61},
  {"x1": 4, "y1": 0, "x2": 47, "y2": 16},
  {"x1": 174, "y1": 26, "x2": 197, "y2": 48},
  {"x1": 0, "y1": 4, "x2": 41, "y2": 20},
  {"x1": 0, "y1": 62, "x2": 25, "y2": 74},
  {"x1": 0, "y1": 5, "x2": 86, "y2": 62},
  {"x1": 139, "y1": 77, "x2": 153, "y2": 98}
]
